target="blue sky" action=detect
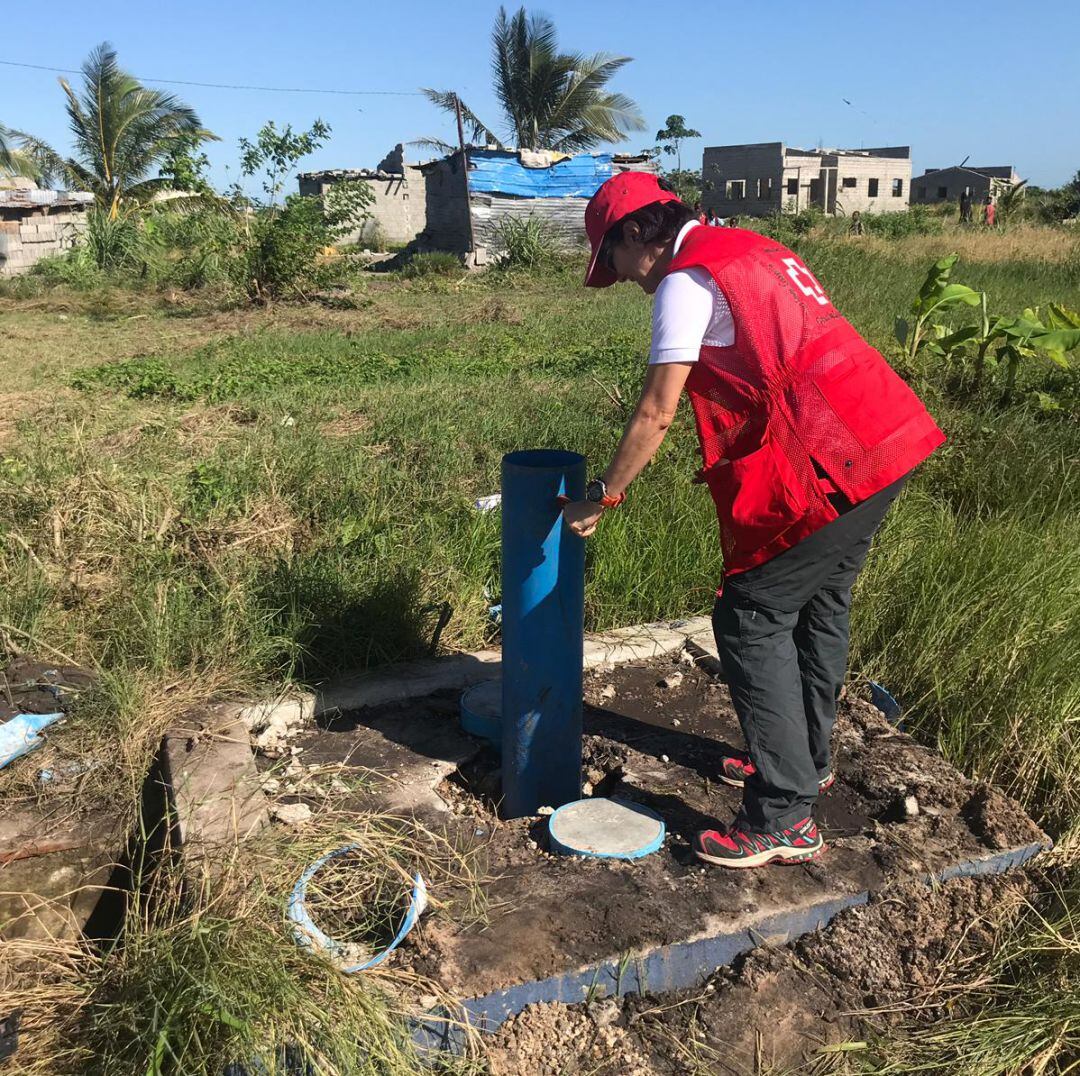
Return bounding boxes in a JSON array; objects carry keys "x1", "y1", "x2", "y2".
[{"x1": 2, "y1": 0, "x2": 1076, "y2": 192}]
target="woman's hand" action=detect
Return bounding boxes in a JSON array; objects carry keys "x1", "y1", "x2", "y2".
[{"x1": 562, "y1": 500, "x2": 604, "y2": 538}]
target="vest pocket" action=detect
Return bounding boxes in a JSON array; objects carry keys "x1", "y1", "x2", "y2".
[
  {"x1": 701, "y1": 439, "x2": 808, "y2": 551},
  {"x1": 813, "y1": 351, "x2": 915, "y2": 451}
]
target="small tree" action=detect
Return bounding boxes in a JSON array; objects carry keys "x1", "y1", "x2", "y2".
[
  {"x1": 234, "y1": 120, "x2": 373, "y2": 301},
  {"x1": 654, "y1": 114, "x2": 701, "y2": 173}
]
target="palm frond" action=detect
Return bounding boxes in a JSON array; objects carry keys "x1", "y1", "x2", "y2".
[
  {"x1": 408, "y1": 136, "x2": 459, "y2": 156},
  {"x1": 419, "y1": 89, "x2": 502, "y2": 148},
  {"x1": 482, "y1": 9, "x2": 643, "y2": 151},
  {"x1": 1, "y1": 128, "x2": 70, "y2": 187}
]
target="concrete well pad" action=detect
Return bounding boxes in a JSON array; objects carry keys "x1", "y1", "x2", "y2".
[{"x1": 274, "y1": 652, "x2": 1048, "y2": 1048}]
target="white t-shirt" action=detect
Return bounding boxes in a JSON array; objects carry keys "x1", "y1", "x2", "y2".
[{"x1": 648, "y1": 221, "x2": 734, "y2": 365}]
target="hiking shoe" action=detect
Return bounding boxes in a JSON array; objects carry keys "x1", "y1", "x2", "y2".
[
  {"x1": 693, "y1": 817, "x2": 824, "y2": 869},
  {"x1": 719, "y1": 755, "x2": 835, "y2": 793}
]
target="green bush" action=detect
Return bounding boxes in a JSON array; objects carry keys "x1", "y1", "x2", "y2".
[
  {"x1": 860, "y1": 204, "x2": 943, "y2": 238},
  {"x1": 399, "y1": 251, "x2": 462, "y2": 278},
  {"x1": 82, "y1": 207, "x2": 145, "y2": 270},
  {"x1": 495, "y1": 214, "x2": 562, "y2": 270}
]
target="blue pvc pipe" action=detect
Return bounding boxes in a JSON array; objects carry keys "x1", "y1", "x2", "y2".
[{"x1": 500, "y1": 449, "x2": 586, "y2": 817}]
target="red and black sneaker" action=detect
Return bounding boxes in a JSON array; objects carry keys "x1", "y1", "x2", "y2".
[
  {"x1": 693, "y1": 817, "x2": 824, "y2": 869},
  {"x1": 719, "y1": 755, "x2": 834, "y2": 793}
]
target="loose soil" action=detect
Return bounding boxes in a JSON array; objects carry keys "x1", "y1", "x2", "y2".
[
  {"x1": 483, "y1": 870, "x2": 1033, "y2": 1075},
  {"x1": 270, "y1": 652, "x2": 1046, "y2": 1038}
]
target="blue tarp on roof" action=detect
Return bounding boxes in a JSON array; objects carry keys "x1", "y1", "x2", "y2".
[{"x1": 467, "y1": 150, "x2": 618, "y2": 198}]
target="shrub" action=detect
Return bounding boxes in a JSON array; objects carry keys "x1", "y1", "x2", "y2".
[
  {"x1": 860, "y1": 204, "x2": 943, "y2": 238},
  {"x1": 399, "y1": 251, "x2": 462, "y2": 278},
  {"x1": 82, "y1": 207, "x2": 145, "y2": 270},
  {"x1": 494, "y1": 215, "x2": 562, "y2": 270}
]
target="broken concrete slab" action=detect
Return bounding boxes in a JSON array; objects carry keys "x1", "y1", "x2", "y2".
[
  {"x1": 0, "y1": 805, "x2": 124, "y2": 941},
  {"x1": 160, "y1": 703, "x2": 269, "y2": 857}
]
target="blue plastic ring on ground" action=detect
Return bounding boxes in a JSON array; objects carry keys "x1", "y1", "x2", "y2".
[{"x1": 287, "y1": 843, "x2": 428, "y2": 973}]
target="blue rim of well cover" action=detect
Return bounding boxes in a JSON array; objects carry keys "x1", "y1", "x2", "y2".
[
  {"x1": 287, "y1": 843, "x2": 428, "y2": 973},
  {"x1": 548, "y1": 798, "x2": 666, "y2": 860}
]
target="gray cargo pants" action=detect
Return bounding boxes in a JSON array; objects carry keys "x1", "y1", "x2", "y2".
[{"x1": 711, "y1": 476, "x2": 907, "y2": 833}]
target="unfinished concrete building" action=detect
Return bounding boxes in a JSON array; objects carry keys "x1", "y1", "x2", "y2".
[
  {"x1": 702, "y1": 142, "x2": 911, "y2": 218},
  {"x1": 910, "y1": 164, "x2": 1020, "y2": 205}
]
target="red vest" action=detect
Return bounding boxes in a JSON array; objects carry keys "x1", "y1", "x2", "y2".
[{"x1": 668, "y1": 225, "x2": 945, "y2": 576}]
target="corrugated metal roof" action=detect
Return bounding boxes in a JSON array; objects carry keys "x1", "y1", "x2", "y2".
[
  {"x1": 467, "y1": 150, "x2": 636, "y2": 199},
  {"x1": 0, "y1": 189, "x2": 94, "y2": 209}
]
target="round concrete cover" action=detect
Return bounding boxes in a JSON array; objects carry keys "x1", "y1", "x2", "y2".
[
  {"x1": 548, "y1": 798, "x2": 665, "y2": 860},
  {"x1": 460, "y1": 679, "x2": 501, "y2": 744}
]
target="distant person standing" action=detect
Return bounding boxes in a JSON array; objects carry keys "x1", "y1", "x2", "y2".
[
  {"x1": 849, "y1": 211, "x2": 864, "y2": 236},
  {"x1": 984, "y1": 193, "x2": 996, "y2": 227},
  {"x1": 693, "y1": 202, "x2": 707, "y2": 225},
  {"x1": 959, "y1": 189, "x2": 973, "y2": 224}
]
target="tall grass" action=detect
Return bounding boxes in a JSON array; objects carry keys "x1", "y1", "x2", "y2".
[{"x1": 2, "y1": 811, "x2": 485, "y2": 1075}]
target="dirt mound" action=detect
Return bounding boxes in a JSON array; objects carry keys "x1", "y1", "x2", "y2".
[{"x1": 487, "y1": 1000, "x2": 653, "y2": 1076}]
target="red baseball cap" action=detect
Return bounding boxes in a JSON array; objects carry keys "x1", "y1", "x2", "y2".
[{"x1": 583, "y1": 171, "x2": 683, "y2": 287}]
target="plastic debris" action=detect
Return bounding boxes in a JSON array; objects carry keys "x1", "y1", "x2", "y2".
[
  {"x1": 474, "y1": 493, "x2": 502, "y2": 512},
  {"x1": 869, "y1": 681, "x2": 903, "y2": 725},
  {"x1": 657, "y1": 672, "x2": 683, "y2": 690},
  {"x1": 288, "y1": 843, "x2": 428, "y2": 973},
  {"x1": 0, "y1": 712, "x2": 64, "y2": 771}
]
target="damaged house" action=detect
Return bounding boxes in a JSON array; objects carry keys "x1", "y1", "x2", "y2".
[{"x1": 298, "y1": 145, "x2": 657, "y2": 261}]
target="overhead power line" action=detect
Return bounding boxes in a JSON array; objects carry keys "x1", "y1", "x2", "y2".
[{"x1": 0, "y1": 58, "x2": 424, "y2": 96}]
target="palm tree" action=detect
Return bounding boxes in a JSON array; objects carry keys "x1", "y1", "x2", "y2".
[
  {"x1": 4, "y1": 43, "x2": 213, "y2": 217},
  {"x1": 422, "y1": 6, "x2": 645, "y2": 153},
  {"x1": 995, "y1": 179, "x2": 1029, "y2": 227},
  {"x1": 0, "y1": 124, "x2": 39, "y2": 181}
]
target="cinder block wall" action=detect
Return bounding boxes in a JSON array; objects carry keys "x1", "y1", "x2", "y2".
[
  {"x1": 300, "y1": 173, "x2": 421, "y2": 247},
  {"x1": 0, "y1": 208, "x2": 88, "y2": 276},
  {"x1": 703, "y1": 142, "x2": 785, "y2": 218},
  {"x1": 909, "y1": 167, "x2": 1014, "y2": 205},
  {"x1": 830, "y1": 154, "x2": 911, "y2": 215}
]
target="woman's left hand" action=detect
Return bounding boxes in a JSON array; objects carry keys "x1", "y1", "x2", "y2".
[{"x1": 562, "y1": 500, "x2": 604, "y2": 538}]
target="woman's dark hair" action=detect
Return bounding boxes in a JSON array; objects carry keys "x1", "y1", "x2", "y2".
[{"x1": 598, "y1": 177, "x2": 696, "y2": 271}]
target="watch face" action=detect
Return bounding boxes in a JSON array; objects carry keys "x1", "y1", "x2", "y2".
[{"x1": 585, "y1": 479, "x2": 606, "y2": 503}]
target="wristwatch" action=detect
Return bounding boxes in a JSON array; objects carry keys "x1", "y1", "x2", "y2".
[{"x1": 585, "y1": 478, "x2": 626, "y2": 508}]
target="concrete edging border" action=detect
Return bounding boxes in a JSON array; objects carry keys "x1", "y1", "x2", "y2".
[
  {"x1": 239, "y1": 616, "x2": 714, "y2": 727},
  {"x1": 415, "y1": 839, "x2": 1051, "y2": 1052}
]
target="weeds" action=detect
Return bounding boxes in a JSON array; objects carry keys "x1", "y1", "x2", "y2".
[
  {"x1": 494, "y1": 214, "x2": 562, "y2": 270},
  {"x1": 399, "y1": 251, "x2": 463, "y2": 279},
  {"x1": 1, "y1": 810, "x2": 487, "y2": 1075}
]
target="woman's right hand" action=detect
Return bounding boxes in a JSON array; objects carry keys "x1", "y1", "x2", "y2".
[{"x1": 561, "y1": 500, "x2": 605, "y2": 538}]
